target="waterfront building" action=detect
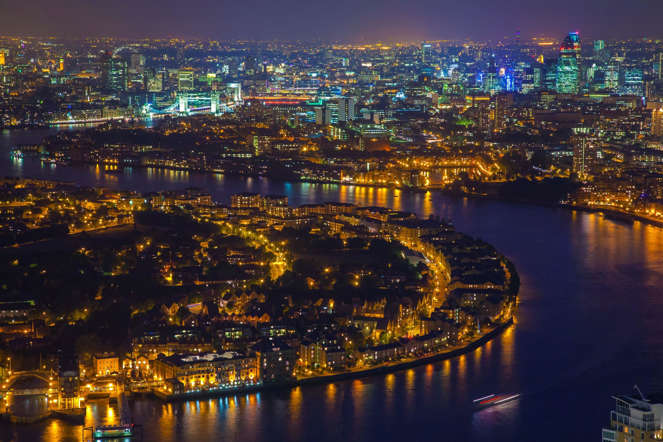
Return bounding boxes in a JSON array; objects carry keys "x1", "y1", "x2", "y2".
[
  {"x1": 556, "y1": 32, "x2": 581, "y2": 94},
  {"x1": 299, "y1": 334, "x2": 346, "y2": 371},
  {"x1": 253, "y1": 338, "x2": 297, "y2": 383},
  {"x1": 93, "y1": 353, "x2": 120, "y2": 377},
  {"x1": 131, "y1": 330, "x2": 214, "y2": 361},
  {"x1": 152, "y1": 352, "x2": 258, "y2": 393},
  {"x1": 602, "y1": 393, "x2": 663, "y2": 441},
  {"x1": 231, "y1": 192, "x2": 262, "y2": 209}
]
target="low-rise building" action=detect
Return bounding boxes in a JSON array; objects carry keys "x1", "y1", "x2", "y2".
[
  {"x1": 93, "y1": 353, "x2": 120, "y2": 377},
  {"x1": 253, "y1": 338, "x2": 297, "y2": 383},
  {"x1": 152, "y1": 352, "x2": 259, "y2": 393}
]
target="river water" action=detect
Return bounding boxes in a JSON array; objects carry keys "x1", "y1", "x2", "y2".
[{"x1": 2, "y1": 128, "x2": 663, "y2": 441}]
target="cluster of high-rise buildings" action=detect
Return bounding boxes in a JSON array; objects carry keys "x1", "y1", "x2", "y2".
[{"x1": 0, "y1": 34, "x2": 662, "y2": 127}]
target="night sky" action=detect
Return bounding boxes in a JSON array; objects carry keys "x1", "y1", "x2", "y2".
[{"x1": 3, "y1": 0, "x2": 663, "y2": 41}]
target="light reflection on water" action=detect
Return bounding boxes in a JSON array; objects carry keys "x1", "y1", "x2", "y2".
[{"x1": 3, "y1": 130, "x2": 663, "y2": 440}]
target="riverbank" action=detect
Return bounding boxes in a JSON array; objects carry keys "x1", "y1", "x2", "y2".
[
  {"x1": 153, "y1": 319, "x2": 514, "y2": 402},
  {"x1": 560, "y1": 203, "x2": 663, "y2": 229}
]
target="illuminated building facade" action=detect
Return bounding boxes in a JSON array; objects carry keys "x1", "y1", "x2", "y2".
[
  {"x1": 152, "y1": 352, "x2": 258, "y2": 392},
  {"x1": 178, "y1": 68, "x2": 195, "y2": 91},
  {"x1": 602, "y1": 394, "x2": 663, "y2": 442},
  {"x1": 572, "y1": 127, "x2": 599, "y2": 178},
  {"x1": 421, "y1": 42, "x2": 432, "y2": 63},
  {"x1": 556, "y1": 32, "x2": 581, "y2": 94},
  {"x1": 336, "y1": 97, "x2": 356, "y2": 122},
  {"x1": 621, "y1": 68, "x2": 643, "y2": 96},
  {"x1": 653, "y1": 107, "x2": 663, "y2": 137},
  {"x1": 101, "y1": 54, "x2": 128, "y2": 93},
  {"x1": 93, "y1": 353, "x2": 120, "y2": 377}
]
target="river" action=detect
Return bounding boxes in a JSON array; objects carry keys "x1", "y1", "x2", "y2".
[{"x1": 2, "y1": 128, "x2": 663, "y2": 441}]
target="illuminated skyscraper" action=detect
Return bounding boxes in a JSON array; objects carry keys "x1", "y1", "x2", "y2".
[
  {"x1": 572, "y1": 127, "x2": 599, "y2": 178},
  {"x1": 101, "y1": 53, "x2": 127, "y2": 92},
  {"x1": 604, "y1": 62, "x2": 620, "y2": 92},
  {"x1": 421, "y1": 43, "x2": 432, "y2": 63},
  {"x1": 593, "y1": 40, "x2": 605, "y2": 52},
  {"x1": 556, "y1": 32, "x2": 581, "y2": 94},
  {"x1": 315, "y1": 105, "x2": 333, "y2": 125},
  {"x1": 492, "y1": 93, "x2": 513, "y2": 132},
  {"x1": 335, "y1": 97, "x2": 356, "y2": 122},
  {"x1": 621, "y1": 68, "x2": 643, "y2": 96}
]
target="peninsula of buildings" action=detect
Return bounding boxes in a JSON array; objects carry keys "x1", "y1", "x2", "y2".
[{"x1": 0, "y1": 179, "x2": 517, "y2": 422}]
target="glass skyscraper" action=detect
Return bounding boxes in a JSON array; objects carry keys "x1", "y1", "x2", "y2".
[{"x1": 556, "y1": 32, "x2": 581, "y2": 94}]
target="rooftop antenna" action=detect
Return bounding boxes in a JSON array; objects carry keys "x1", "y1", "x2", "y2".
[{"x1": 634, "y1": 385, "x2": 647, "y2": 401}]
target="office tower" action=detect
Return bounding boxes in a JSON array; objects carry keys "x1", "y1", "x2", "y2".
[
  {"x1": 421, "y1": 43, "x2": 432, "y2": 63},
  {"x1": 129, "y1": 53, "x2": 146, "y2": 74},
  {"x1": 335, "y1": 97, "x2": 356, "y2": 122},
  {"x1": 586, "y1": 63, "x2": 597, "y2": 84},
  {"x1": 653, "y1": 107, "x2": 663, "y2": 137},
  {"x1": 593, "y1": 40, "x2": 605, "y2": 53},
  {"x1": 621, "y1": 68, "x2": 643, "y2": 96},
  {"x1": 556, "y1": 32, "x2": 581, "y2": 94},
  {"x1": 655, "y1": 53, "x2": 663, "y2": 80},
  {"x1": 492, "y1": 93, "x2": 513, "y2": 132},
  {"x1": 100, "y1": 52, "x2": 111, "y2": 89},
  {"x1": 101, "y1": 53, "x2": 127, "y2": 92},
  {"x1": 604, "y1": 62, "x2": 620, "y2": 92},
  {"x1": 178, "y1": 68, "x2": 195, "y2": 91},
  {"x1": 601, "y1": 393, "x2": 663, "y2": 442},
  {"x1": 533, "y1": 66, "x2": 542, "y2": 89},
  {"x1": 572, "y1": 127, "x2": 599, "y2": 178},
  {"x1": 109, "y1": 59, "x2": 128, "y2": 92},
  {"x1": 315, "y1": 106, "x2": 334, "y2": 125},
  {"x1": 0, "y1": 49, "x2": 7, "y2": 66}
]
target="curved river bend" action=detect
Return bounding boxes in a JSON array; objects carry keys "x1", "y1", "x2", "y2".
[{"x1": 2, "y1": 128, "x2": 663, "y2": 441}]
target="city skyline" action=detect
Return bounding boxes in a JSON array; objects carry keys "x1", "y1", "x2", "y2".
[
  {"x1": 3, "y1": 0, "x2": 663, "y2": 42},
  {"x1": 1, "y1": 6, "x2": 663, "y2": 439}
]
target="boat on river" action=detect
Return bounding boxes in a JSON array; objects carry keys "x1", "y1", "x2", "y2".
[{"x1": 473, "y1": 393, "x2": 520, "y2": 410}]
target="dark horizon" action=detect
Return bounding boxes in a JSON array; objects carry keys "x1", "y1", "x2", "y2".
[{"x1": 3, "y1": 0, "x2": 663, "y2": 43}]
